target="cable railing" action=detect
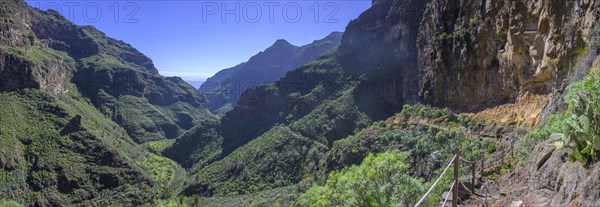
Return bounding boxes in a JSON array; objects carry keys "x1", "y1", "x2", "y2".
[
  {"x1": 414, "y1": 148, "x2": 481, "y2": 207},
  {"x1": 441, "y1": 181, "x2": 456, "y2": 207},
  {"x1": 414, "y1": 154, "x2": 456, "y2": 207}
]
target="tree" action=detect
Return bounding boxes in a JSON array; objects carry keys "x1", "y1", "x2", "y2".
[{"x1": 294, "y1": 150, "x2": 426, "y2": 207}]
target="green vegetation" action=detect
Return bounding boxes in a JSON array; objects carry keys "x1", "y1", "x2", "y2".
[
  {"x1": 290, "y1": 88, "x2": 371, "y2": 145},
  {"x1": 0, "y1": 89, "x2": 157, "y2": 205},
  {"x1": 0, "y1": 200, "x2": 23, "y2": 207},
  {"x1": 80, "y1": 54, "x2": 126, "y2": 69},
  {"x1": 298, "y1": 104, "x2": 490, "y2": 207},
  {"x1": 213, "y1": 103, "x2": 234, "y2": 117},
  {"x1": 116, "y1": 95, "x2": 179, "y2": 142},
  {"x1": 137, "y1": 153, "x2": 187, "y2": 198},
  {"x1": 72, "y1": 66, "x2": 215, "y2": 144},
  {"x1": 146, "y1": 185, "x2": 298, "y2": 207},
  {"x1": 202, "y1": 185, "x2": 298, "y2": 207},
  {"x1": 520, "y1": 70, "x2": 600, "y2": 165},
  {"x1": 0, "y1": 45, "x2": 75, "y2": 70},
  {"x1": 515, "y1": 113, "x2": 568, "y2": 163},
  {"x1": 202, "y1": 32, "x2": 342, "y2": 112},
  {"x1": 547, "y1": 71, "x2": 600, "y2": 163},
  {"x1": 194, "y1": 126, "x2": 327, "y2": 196},
  {"x1": 151, "y1": 199, "x2": 187, "y2": 207},
  {"x1": 468, "y1": 16, "x2": 479, "y2": 27},
  {"x1": 0, "y1": 87, "x2": 191, "y2": 206},
  {"x1": 439, "y1": 16, "x2": 478, "y2": 40},
  {"x1": 401, "y1": 104, "x2": 483, "y2": 127},
  {"x1": 187, "y1": 54, "x2": 369, "y2": 197},
  {"x1": 163, "y1": 122, "x2": 222, "y2": 169},
  {"x1": 111, "y1": 93, "x2": 214, "y2": 143},
  {"x1": 482, "y1": 138, "x2": 497, "y2": 153},
  {"x1": 295, "y1": 151, "x2": 426, "y2": 207},
  {"x1": 149, "y1": 139, "x2": 177, "y2": 153}
]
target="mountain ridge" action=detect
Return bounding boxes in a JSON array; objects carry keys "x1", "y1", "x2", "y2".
[{"x1": 200, "y1": 31, "x2": 343, "y2": 114}]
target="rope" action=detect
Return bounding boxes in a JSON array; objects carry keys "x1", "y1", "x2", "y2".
[
  {"x1": 414, "y1": 154, "x2": 457, "y2": 207},
  {"x1": 441, "y1": 181, "x2": 456, "y2": 207}
]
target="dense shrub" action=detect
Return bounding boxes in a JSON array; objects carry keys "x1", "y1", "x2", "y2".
[
  {"x1": 401, "y1": 104, "x2": 483, "y2": 127},
  {"x1": 549, "y1": 71, "x2": 600, "y2": 163},
  {"x1": 294, "y1": 150, "x2": 427, "y2": 207}
]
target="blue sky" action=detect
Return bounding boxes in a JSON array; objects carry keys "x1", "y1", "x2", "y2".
[{"x1": 26, "y1": 0, "x2": 371, "y2": 82}]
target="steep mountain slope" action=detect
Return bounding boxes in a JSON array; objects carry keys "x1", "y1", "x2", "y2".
[
  {"x1": 217, "y1": 0, "x2": 427, "y2": 157},
  {"x1": 166, "y1": 0, "x2": 429, "y2": 197},
  {"x1": 200, "y1": 32, "x2": 343, "y2": 114},
  {"x1": 0, "y1": 0, "x2": 200, "y2": 205},
  {"x1": 0, "y1": 90, "x2": 155, "y2": 206},
  {"x1": 203, "y1": 63, "x2": 244, "y2": 89},
  {"x1": 1, "y1": 0, "x2": 216, "y2": 144}
]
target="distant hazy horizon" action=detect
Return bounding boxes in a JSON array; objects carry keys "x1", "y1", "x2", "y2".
[{"x1": 185, "y1": 80, "x2": 205, "y2": 89}]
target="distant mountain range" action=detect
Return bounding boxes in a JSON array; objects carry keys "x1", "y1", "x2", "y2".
[{"x1": 199, "y1": 32, "x2": 343, "y2": 114}]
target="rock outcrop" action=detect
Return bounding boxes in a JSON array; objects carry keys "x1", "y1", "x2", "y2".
[
  {"x1": 493, "y1": 140, "x2": 600, "y2": 206},
  {"x1": 418, "y1": 0, "x2": 600, "y2": 112}
]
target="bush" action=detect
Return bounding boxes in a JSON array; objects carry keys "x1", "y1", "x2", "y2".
[
  {"x1": 294, "y1": 150, "x2": 427, "y2": 207},
  {"x1": 550, "y1": 71, "x2": 600, "y2": 164},
  {"x1": 400, "y1": 104, "x2": 482, "y2": 127}
]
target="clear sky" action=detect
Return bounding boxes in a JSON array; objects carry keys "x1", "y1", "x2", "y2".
[{"x1": 25, "y1": 0, "x2": 371, "y2": 82}]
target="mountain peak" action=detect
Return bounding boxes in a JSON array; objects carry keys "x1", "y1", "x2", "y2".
[
  {"x1": 263, "y1": 39, "x2": 298, "y2": 53},
  {"x1": 327, "y1": 31, "x2": 343, "y2": 37},
  {"x1": 322, "y1": 31, "x2": 344, "y2": 42},
  {"x1": 272, "y1": 39, "x2": 295, "y2": 47}
]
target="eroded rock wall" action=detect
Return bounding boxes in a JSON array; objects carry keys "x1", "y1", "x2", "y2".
[{"x1": 418, "y1": 0, "x2": 600, "y2": 111}]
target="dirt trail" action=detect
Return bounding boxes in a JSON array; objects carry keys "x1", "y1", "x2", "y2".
[{"x1": 464, "y1": 94, "x2": 550, "y2": 130}]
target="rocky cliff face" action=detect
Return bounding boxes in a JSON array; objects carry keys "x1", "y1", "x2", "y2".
[
  {"x1": 0, "y1": 2, "x2": 75, "y2": 95},
  {"x1": 418, "y1": 0, "x2": 600, "y2": 112},
  {"x1": 340, "y1": 0, "x2": 426, "y2": 120},
  {"x1": 493, "y1": 140, "x2": 600, "y2": 206},
  {"x1": 200, "y1": 32, "x2": 343, "y2": 113}
]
